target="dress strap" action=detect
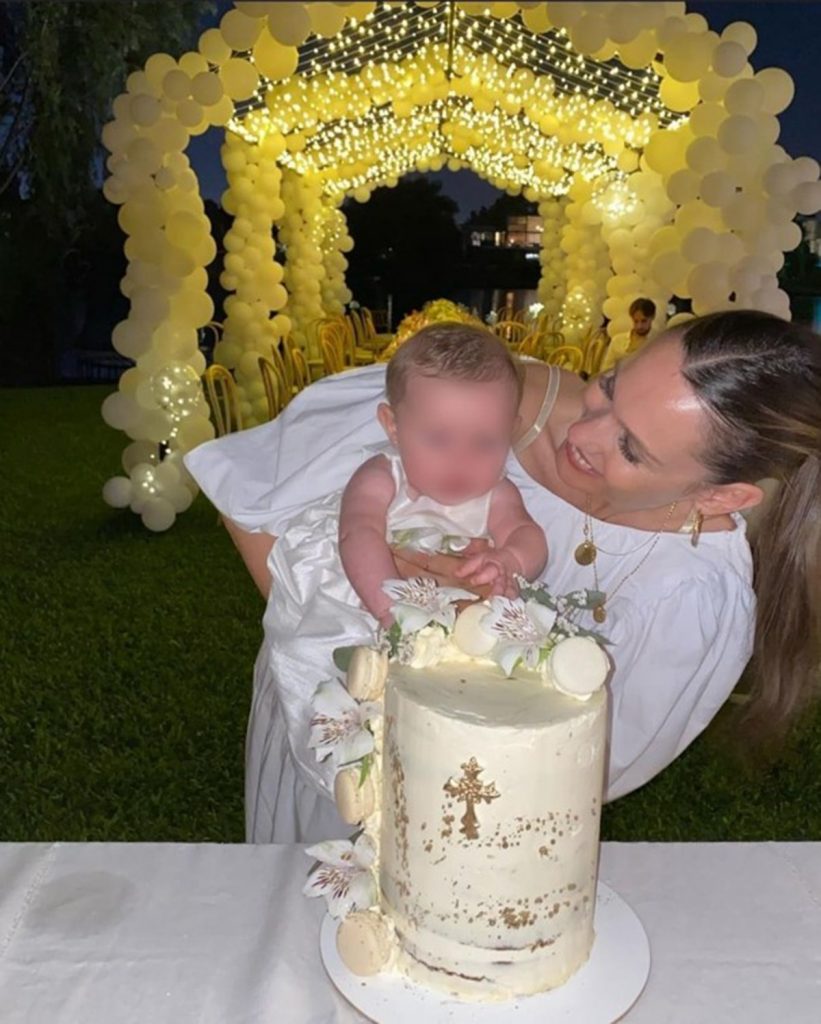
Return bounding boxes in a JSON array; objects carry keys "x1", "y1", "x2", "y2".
[{"x1": 514, "y1": 365, "x2": 559, "y2": 455}]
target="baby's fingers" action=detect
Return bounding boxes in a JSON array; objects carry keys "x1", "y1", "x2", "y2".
[
  {"x1": 468, "y1": 564, "x2": 501, "y2": 586},
  {"x1": 454, "y1": 554, "x2": 484, "y2": 579}
]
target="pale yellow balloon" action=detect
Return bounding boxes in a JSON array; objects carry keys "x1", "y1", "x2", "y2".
[
  {"x1": 660, "y1": 76, "x2": 700, "y2": 113},
  {"x1": 688, "y1": 102, "x2": 725, "y2": 139},
  {"x1": 191, "y1": 71, "x2": 224, "y2": 107},
  {"x1": 219, "y1": 58, "x2": 259, "y2": 101},
  {"x1": 755, "y1": 68, "x2": 795, "y2": 115},
  {"x1": 207, "y1": 95, "x2": 235, "y2": 127},
  {"x1": 162, "y1": 69, "x2": 191, "y2": 101},
  {"x1": 145, "y1": 53, "x2": 177, "y2": 92},
  {"x1": 711, "y1": 41, "x2": 747, "y2": 78},
  {"x1": 267, "y1": 4, "x2": 312, "y2": 46},
  {"x1": 220, "y1": 9, "x2": 263, "y2": 51},
  {"x1": 721, "y1": 21, "x2": 757, "y2": 56},
  {"x1": 198, "y1": 28, "x2": 231, "y2": 65},
  {"x1": 309, "y1": 2, "x2": 347, "y2": 37},
  {"x1": 717, "y1": 115, "x2": 759, "y2": 155},
  {"x1": 151, "y1": 117, "x2": 189, "y2": 153},
  {"x1": 666, "y1": 168, "x2": 700, "y2": 205},
  {"x1": 253, "y1": 31, "x2": 299, "y2": 81},
  {"x1": 178, "y1": 51, "x2": 209, "y2": 79},
  {"x1": 663, "y1": 32, "x2": 712, "y2": 83},
  {"x1": 131, "y1": 94, "x2": 161, "y2": 127},
  {"x1": 686, "y1": 136, "x2": 724, "y2": 175}
]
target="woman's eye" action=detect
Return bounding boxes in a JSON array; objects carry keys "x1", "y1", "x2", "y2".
[
  {"x1": 598, "y1": 372, "x2": 615, "y2": 400},
  {"x1": 618, "y1": 433, "x2": 640, "y2": 466}
]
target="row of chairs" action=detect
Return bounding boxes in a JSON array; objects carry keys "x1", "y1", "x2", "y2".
[
  {"x1": 316, "y1": 308, "x2": 392, "y2": 377},
  {"x1": 493, "y1": 318, "x2": 610, "y2": 377},
  {"x1": 203, "y1": 308, "x2": 389, "y2": 434}
]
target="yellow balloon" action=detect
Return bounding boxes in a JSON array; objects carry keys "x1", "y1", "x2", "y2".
[
  {"x1": 253, "y1": 31, "x2": 299, "y2": 81},
  {"x1": 219, "y1": 58, "x2": 259, "y2": 101},
  {"x1": 162, "y1": 69, "x2": 191, "y2": 101},
  {"x1": 178, "y1": 52, "x2": 209, "y2": 79},
  {"x1": 219, "y1": 9, "x2": 263, "y2": 51},
  {"x1": 145, "y1": 53, "x2": 177, "y2": 91},
  {"x1": 191, "y1": 71, "x2": 224, "y2": 107},
  {"x1": 267, "y1": 4, "x2": 312, "y2": 46},
  {"x1": 309, "y1": 3, "x2": 347, "y2": 38},
  {"x1": 198, "y1": 28, "x2": 231, "y2": 65}
]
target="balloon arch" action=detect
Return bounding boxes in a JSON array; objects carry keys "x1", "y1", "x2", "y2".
[{"x1": 99, "y1": 0, "x2": 821, "y2": 530}]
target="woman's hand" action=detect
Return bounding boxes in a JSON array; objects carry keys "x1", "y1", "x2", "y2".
[{"x1": 390, "y1": 539, "x2": 494, "y2": 600}]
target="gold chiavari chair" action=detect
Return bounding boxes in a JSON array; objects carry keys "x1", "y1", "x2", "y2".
[
  {"x1": 319, "y1": 331, "x2": 345, "y2": 375},
  {"x1": 517, "y1": 331, "x2": 544, "y2": 359},
  {"x1": 202, "y1": 364, "x2": 243, "y2": 437},
  {"x1": 343, "y1": 313, "x2": 375, "y2": 366},
  {"x1": 258, "y1": 355, "x2": 285, "y2": 421},
  {"x1": 583, "y1": 332, "x2": 609, "y2": 377},
  {"x1": 545, "y1": 344, "x2": 585, "y2": 374},
  {"x1": 493, "y1": 320, "x2": 529, "y2": 346},
  {"x1": 359, "y1": 306, "x2": 394, "y2": 356},
  {"x1": 290, "y1": 345, "x2": 309, "y2": 390}
]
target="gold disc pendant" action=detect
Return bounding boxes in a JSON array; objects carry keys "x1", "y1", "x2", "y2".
[
  {"x1": 592, "y1": 603, "x2": 607, "y2": 624},
  {"x1": 574, "y1": 541, "x2": 597, "y2": 566}
]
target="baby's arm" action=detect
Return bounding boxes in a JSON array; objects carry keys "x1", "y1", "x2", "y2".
[
  {"x1": 455, "y1": 480, "x2": 548, "y2": 594},
  {"x1": 339, "y1": 455, "x2": 398, "y2": 626}
]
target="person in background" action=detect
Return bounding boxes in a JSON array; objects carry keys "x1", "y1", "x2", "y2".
[{"x1": 629, "y1": 298, "x2": 656, "y2": 350}]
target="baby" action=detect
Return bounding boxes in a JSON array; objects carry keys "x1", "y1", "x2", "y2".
[
  {"x1": 338, "y1": 323, "x2": 548, "y2": 624},
  {"x1": 256, "y1": 322, "x2": 549, "y2": 836}
]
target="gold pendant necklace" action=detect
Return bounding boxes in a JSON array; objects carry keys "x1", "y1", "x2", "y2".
[{"x1": 582, "y1": 499, "x2": 679, "y2": 623}]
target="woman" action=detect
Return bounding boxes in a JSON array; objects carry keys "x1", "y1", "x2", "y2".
[{"x1": 185, "y1": 310, "x2": 821, "y2": 843}]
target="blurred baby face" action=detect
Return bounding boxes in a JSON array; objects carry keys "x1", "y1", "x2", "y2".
[{"x1": 379, "y1": 374, "x2": 518, "y2": 504}]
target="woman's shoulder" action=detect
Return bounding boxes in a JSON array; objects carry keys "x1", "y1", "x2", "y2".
[{"x1": 517, "y1": 362, "x2": 584, "y2": 440}]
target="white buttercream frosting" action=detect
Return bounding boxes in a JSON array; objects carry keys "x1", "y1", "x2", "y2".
[{"x1": 379, "y1": 657, "x2": 607, "y2": 1000}]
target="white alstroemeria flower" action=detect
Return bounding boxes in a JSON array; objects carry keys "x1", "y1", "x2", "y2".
[
  {"x1": 303, "y1": 833, "x2": 377, "y2": 919},
  {"x1": 482, "y1": 597, "x2": 559, "y2": 676},
  {"x1": 382, "y1": 577, "x2": 475, "y2": 634},
  {"x1": 308, "y1": 679, "x2": 382, "y2": 768}
]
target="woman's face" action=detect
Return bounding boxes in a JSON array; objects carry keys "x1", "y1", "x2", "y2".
[{"x1": 557, "y1": 335, "x2": 712, "y2": 514}]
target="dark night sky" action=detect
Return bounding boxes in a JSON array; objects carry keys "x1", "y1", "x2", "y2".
[{"x1": 188, "y1": 2, "x2": 820, "y2": 220}]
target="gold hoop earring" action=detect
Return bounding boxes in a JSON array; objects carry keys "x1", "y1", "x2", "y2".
[{"x1": 690, "y1": 509, "x2": 704, "y2": 548}]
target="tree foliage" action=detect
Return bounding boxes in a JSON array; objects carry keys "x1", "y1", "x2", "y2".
[
  {"x1": 343, "y1": 177, "x2": 462, "y2": 321},
  {"x1": 0, "y1": 0, "x2": 210, "y2": 243}
]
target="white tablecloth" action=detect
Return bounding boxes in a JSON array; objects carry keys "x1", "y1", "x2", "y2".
[{"x1": 0, "y1": 842, "x2": 819, "y2": 1023}]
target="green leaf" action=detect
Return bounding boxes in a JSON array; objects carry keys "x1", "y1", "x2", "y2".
[
  {"x1": 358, "y1": 754, "x2": 373, "y2": 788},
  {"x1": 332, "y1": 645, "x2": 356, "y2": 673}
]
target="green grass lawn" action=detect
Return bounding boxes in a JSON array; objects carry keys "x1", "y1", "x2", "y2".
[{"x1": 1, "y1": 384, "x2": 819, "y2": 842}]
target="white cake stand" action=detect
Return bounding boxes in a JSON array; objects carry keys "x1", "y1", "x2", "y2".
[{"x1": 320, "y1": 882, "x2": 650, "y2": 1023}]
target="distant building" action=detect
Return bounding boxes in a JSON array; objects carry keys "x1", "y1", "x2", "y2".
[{"x1": 467, "y1": 214, "x2": 543, "y2": 250}]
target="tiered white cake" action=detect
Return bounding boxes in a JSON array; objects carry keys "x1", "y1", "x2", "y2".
[
  {"x1": 380, "y1": 658, "x2": 606, "y2": 998},
  {"x1": 304, "y1": 584, "x2": 610, "y2": 1002}
]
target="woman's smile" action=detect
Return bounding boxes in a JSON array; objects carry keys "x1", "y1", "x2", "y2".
[{"x1": 564, "y1": 438, "x2": 600, "y2": 477}]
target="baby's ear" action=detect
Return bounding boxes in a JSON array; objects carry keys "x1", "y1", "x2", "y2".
[{"x1": 377, "y1": 402, "x2": 398, "y2": 444}]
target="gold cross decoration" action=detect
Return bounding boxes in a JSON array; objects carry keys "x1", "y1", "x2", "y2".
[{"x1": 443, "y1": 757, "x2": 500, "y2": 840}]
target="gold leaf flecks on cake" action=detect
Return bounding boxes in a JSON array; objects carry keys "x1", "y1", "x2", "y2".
[{"x1": 442, "y1": 757, "x2": 500, "y2": 841}]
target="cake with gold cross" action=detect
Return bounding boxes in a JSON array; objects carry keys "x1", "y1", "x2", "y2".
[{"x1": 303, "y1": 580, "x2": 610, "y2": 1002}]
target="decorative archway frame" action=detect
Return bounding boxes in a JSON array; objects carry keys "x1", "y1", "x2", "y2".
[{"x1": 100, "y1": 0, "x2": 821, "y2": 530}]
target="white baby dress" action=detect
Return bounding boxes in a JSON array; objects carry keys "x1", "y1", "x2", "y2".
[{"x1": 250, "y1": 449, "x2": 495, "y2": 842}]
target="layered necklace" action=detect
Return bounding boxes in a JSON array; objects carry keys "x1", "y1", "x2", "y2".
[{"x1": 575, "y1": 499, "x2": 680, "y2": 623}]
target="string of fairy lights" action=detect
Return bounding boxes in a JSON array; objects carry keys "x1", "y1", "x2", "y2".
[{"x1": 227, "y1": 1, "x2": 676, "y2": 200}]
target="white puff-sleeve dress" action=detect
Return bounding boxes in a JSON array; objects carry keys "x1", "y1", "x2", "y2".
[{"x1": 185, "y1": 364, "x2": 756, "y2": 844}]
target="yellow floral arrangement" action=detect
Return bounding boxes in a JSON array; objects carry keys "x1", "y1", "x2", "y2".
[{"x1": 381, "y1": 299, "x2": 484, "y2": 359}]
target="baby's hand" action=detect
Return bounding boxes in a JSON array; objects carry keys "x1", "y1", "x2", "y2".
[{"x1": 454, "y1": 549, "x2": 521, "y2": 599}]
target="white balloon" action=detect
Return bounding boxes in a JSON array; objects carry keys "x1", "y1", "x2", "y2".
[{"x1": 102, "y1": 476, "x2": 133, "y2": 508}]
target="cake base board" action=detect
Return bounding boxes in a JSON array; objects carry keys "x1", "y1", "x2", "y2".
[{"x1": 320, "y1": 881, "x2": 650, "y2": 1022}]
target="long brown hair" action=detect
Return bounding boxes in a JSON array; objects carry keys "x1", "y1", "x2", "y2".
[{"x1": 680, "y1": 310, "x2": 821, "y2": 739}]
